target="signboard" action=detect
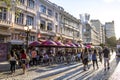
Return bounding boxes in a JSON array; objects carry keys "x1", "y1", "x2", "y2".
[{"x1": 0, "y1": 43, "x2": 7, "y2": 62}]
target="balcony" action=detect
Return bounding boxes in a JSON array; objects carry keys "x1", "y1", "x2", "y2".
[
  {"x1": 40, "y1": 13, "x2": 54, "y2": 21},
  {"x1": 16, "y1": 5, "x2": 36, "y2": 15},
  {"x1": 40, "y1": 30, "x2": 56, "y2": 36},
  {"x1": 0, "y1": 19, "x2": 12, "y2": 27}
]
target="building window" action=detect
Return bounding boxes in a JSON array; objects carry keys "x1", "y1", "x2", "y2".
[
  {"x1": 0, "y1": 7, "x2": 7, "y2": 20},
  {"x1": 55, "y1": 25, "x2": 58, "y2": 33},
  {"x1": 15, "y1": 13, "x2": 24, "y2": 24},
  {"x1": 27, "y1": 0, "x2": 34, "y2": 8},
  {"x1": 26, "y1": 15, "x2": 34, "y2": 26},
  {"x1": 55, "y1": 13, "x2": 58, "y2": 21},
  {"x1": 19, "y1": 0, "x2": 25, "y2": 4},
  {"x1": 48, "y1": 9, "x2": 52, "y2": 16},
  {"x1": 40, "y1": 20, "x2": 46, "y2": 31},
  {"x1": 30, "y1": 36, "x2": 35, "y2": 41},
  {"x1": 47, "y1": 22, "x2": 52, "y2": 31},
  {"x1": 40, "y1": 5, "x2": 46, "y2": 13}
]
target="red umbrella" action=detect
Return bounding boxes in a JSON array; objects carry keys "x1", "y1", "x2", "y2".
[
  {"x1": 55, "y1": 41, "x2": 65, "y2": 47},
  {"x1": 40, "y1": 40, "x2": 57, "y2": 47},
  {"x1": 64, "y1": 44, "x2": 71, "y2": 48},
  {"x1": 68, "y1": 43, "x2": 77, "y2": 47},
  {"x1": 86, "y1": 45, "x2": 91, "y2": 48},
  {"x1": 29, "y1": 41, "x2": 41, "y2": 47}
]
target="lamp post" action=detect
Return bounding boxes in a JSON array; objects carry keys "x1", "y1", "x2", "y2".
[{"x1": 24, "y1": 25, "x2": 32, "y2": 53}]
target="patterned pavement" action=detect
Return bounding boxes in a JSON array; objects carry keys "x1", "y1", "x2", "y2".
[{"x1": 0, "y1": 52, "x2": 120, "y2": 80}]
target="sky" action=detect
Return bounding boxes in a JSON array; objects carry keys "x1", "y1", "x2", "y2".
[{"x1": 49, "y1": 0, "x2": 120, "y2": 39}]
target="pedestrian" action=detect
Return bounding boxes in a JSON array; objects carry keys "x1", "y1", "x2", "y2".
[
  {"x1": 111, "y1": 49, "x2": 114, "y2": 54},
  {"x1": 102, "y1": 46, "x2": 110, "y2": 71},
  {"x1": 81, "y1": 47, "x2": 89, "y2": 71},
  {"x1": 98, "y1": 48, "x2": 103, "y2": 63},
  {"x1": 20, "y1": 49, "x2": 27, "y2": 74},
  {"x1": 31, "y1": 48, "x2": 37, "y2": 66},
  {"x1": 9, "y1": 50, "x2": 17, "y2": 74},
  {"x1": 92, "y1": 49, "x2": 99, "y2": 70}
]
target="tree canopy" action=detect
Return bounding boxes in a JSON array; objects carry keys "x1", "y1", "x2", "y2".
[{"x1": 106, "y1": 36, "x2": 117, "y2": 47}]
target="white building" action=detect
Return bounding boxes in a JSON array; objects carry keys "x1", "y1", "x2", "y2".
[
  {"x1": 105, "y1": 21, "x2": 115, "y2": 38},
  {"x1": 90, "y1": 20, "x2": 103, "y2": 44},
  {"x1": 80, "y1": 14, "x2": 100, "y2": 45}
]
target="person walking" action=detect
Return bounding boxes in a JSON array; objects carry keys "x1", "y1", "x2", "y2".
[
  {"x1": 103, "y1": 46, "x2": 110, "y2": 71},
  {"x1": 31, "y1": 48, "x2": 37, "y2": 66},
  {"x1": 81, "y1": 47, "x2": 89, "y2": 71},
  {"x1": 92, "y1": 49, "x2": 99, "y2": 70},
  {"x1": 9, "y1": 50, "x2": 17, "y2": 74},
  {"x1": 20, "y1": 49, "x2": 27, "y2": 74}
]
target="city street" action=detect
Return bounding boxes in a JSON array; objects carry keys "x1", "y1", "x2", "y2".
[{"x1": 0, "y1": 52, "x2": 120, "y2": 80}]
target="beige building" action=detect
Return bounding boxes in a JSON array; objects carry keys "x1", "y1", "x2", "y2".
[
  {"x1": 0, "y1": 0, "x2": 82, "y2": 46},
  {"x1": 0, "y1": 0, "x2": 37, "y2": 45},
  {"x1": 38, "y1": 0, "x2": 82, "y2": 43}
]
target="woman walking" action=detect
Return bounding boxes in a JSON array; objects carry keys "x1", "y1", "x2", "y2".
[
  {"x1": 20, "y1": 49, "x2": 27, "y2": 74},
  {"x1": 92, "y1": 49, "x2": 99, "y2": 70},
  {"x1": 9, "y1": 50, "x2": 17, "y2": 74},
  {"x1": 82, "y1": 47, "x2": 89, "y2": 71}
]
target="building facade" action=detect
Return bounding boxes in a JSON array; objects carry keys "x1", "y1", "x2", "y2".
[
  {"x1": 37, "y1": 0, "x2": 82, "y2": 43},
  {"x1": 90, "y1": 20, "x2": 103, "y2": 44},
  {"x1": 105, "y1": 21, "x2": 115, "y2": 38},
  {"x1": 0, "y1": 0, "x2": 82, "y2": 48},
  {"x1": 80, "y1": 14, "x2": 100, "y2": 45}
]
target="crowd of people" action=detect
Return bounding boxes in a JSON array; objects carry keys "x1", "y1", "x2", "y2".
[{"x1": 8, "y1": 46, "x2": 112, "y2": 74}]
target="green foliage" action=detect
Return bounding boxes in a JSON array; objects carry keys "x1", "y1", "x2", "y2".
[
  {"x1": 0, "y1": 0, "x2": 20, "y2": 11},
  {"x1": 99, "y1": 43, "x2": 105, "y2": 48},
  {"x1": 106, "y1": 36, "x2": 117, "y2": 47},
  {"x1": 0, "y1": 0, "x2": 21, "y2": 17}
]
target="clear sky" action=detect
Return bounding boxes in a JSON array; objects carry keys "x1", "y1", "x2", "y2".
[{"x1": 49, "y1": 0, "x2": 120, "y2": 39}]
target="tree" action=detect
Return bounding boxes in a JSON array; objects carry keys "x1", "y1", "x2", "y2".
[
  {"x1": 0, "y1": 0, "x2": 21, "y2": 17},
  {"x1": 106, "y1": 36, "x2": 117, "y2": 47},
  {"x1": 0, "y1": 0, "x2": 19, "y2": 10}
]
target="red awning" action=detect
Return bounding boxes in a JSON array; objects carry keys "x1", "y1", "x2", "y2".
[
  {"x1": 55, "y1": 41, "x2": 65, "y2": 47},
  {"x1": 40, "y1": 40, "x2": 57, "y2": 47},
  {"x1": 29, "y1": 41, "x2": 41, "y2": 47}
]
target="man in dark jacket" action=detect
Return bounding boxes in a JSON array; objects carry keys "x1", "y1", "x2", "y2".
[{"x1": 103, "y1": 46, "x2": 110, "y2": 71}]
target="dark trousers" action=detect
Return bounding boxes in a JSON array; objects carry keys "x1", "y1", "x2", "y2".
[
  {"x1": 32, "y1": 58, "x2": 37, "y2": 65},
  {"x1": 10, "y1": 61, "x2": 16, "y2": 73},
  {"x1": 92, "y1": 60, "x2": 98, "y2": 68}
]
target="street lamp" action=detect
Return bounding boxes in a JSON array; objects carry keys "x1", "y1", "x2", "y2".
[{"x1": 24, "y1": 25, "x2": 32, "y2": 53}]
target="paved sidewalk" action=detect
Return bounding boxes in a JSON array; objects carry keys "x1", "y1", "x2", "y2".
[{"x1": 0, "y1": 62, "x2": 81, "y2": 80}]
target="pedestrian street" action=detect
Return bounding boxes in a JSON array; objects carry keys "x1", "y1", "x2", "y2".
[{"x1": 0, "y1": 52, "x2": 119, "y2": 80}]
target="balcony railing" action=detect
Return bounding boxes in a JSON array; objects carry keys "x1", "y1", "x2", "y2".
[{"x1": 0, "y1": 19, "x2": 12, "y2": 27}]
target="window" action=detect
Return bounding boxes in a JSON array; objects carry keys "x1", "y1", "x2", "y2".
[
  {"x1": 55, "y1": 25, "x2": 58, "y2": 33},
  {"x1": 19, "y1": 0, "x2": 25, "y2": 4},
  {"x1": 40, "y1": 5, "x2": 46, "y2": 13},
  {"x1": 47, "y1": 22, "x2": 52, "y2": 31},
  {"x1": 40, "y1": 20, "x2": 46, "y2": 31},
  {"x1": 26, "y1": 15, "x2": 34, "y2": 26},
  {"x1": 30, "y1": 36, "x2": 35, "y2": 41},
  {"x1": 55, "y1": 13, "x2": 58, "y2": 21},
  {"x1": 48, "y1": 9, "x2": 52, "y2": 16},
  {"x1": 27, "y1": 0, "x2": 34, "y2": 8},
  {"x1": 15, "y1": 13, "x2": 24, "y2": 24},
  {"x1": 0, "y1": 7, "x2": 7, "y2": 20}
]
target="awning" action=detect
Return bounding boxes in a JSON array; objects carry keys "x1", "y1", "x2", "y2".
[
  {"x1": 40, "y1": 40, "x2": 57, "y2": 47},
  {"x1": 55, "y1": 41, "x2": 65, "y2": 47},
  {"x1": 29, "y1": 41, "x2": 41, "y2": 47}
]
